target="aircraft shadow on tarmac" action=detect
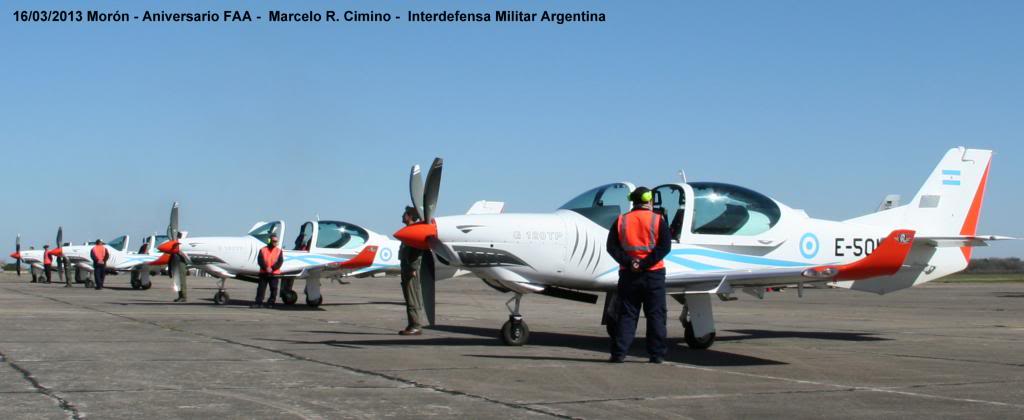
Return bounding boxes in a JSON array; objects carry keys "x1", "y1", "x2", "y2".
[
  {"x1": 717, "y1": 329, "x2": 890, "y2": 342},
  {"x1": 104, "y1": 299, "x2": 405, "y2": 310},
  {"x1": 268, "y1": 324, "x2": 787, "y2": 366},
  {"x1": 105, "y1": 299, "x2": 403, "y2": 309}
]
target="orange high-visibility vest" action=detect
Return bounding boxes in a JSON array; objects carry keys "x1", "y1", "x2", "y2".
[
  {"x1": 43, "y1": 251, "x2": 52, "y2": 265},
  {"x1": 617, "y1": 210, "x2": 665, "y2": 271},
  {"x1": 91, "y1": 245, "x2": 108, "y2": 264},
  {"x1": 260, "y1": 246, "x2": 283, "y2": 275}
]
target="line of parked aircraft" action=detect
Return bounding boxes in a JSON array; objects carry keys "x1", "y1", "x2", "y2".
[{"x1": 7, "y1": 147, "x2": 1014, "y2": 350}]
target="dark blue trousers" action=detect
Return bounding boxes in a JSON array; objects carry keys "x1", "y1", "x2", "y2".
[
  {"x1": 611, "y1": 269, "x2": 667, "y2": 359},
  {"x1": 256, "y1": 274, "x2": 279, "y2": 305},
  {"x1": 93, "y1": 264, "x2": 106, "y2": 289}
]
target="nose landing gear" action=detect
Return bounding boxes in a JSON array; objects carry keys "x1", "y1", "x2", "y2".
[
  {"x1": 213, "y1": 278, "x2": 229, "y2": 305},
  {"x1": 500, "y1": 293, "x2": 530, "y2": 346}
]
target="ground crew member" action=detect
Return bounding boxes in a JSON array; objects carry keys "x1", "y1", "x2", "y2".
[
  {"x1": 606, "y1": 187, "x2": 672, "y2": 364},
  {"x1": 42, "y1": 245, "x2": 53, "y2": 284},
  {"x1": 398, "y1": 206, "x2": 426, "y2": 335},
  {"x1": 91, "y1": 239, "x2": 110, "y2": 290},
  {"x1": 29, "y1": 246, "x2": 39, "y2": 283},
  {"x1": 171, "y1": 232, "x2": 188, "y2": 302},
  {"x1": 253, "y1": 234, "x2": 283, "y2": 308},
  {"x1": 64, "y1": 254, "x2": 74, "y2": 288}
]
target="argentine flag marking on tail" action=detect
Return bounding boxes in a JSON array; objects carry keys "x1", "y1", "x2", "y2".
[{"x1": 941, "y1": 169, "x2": 961, "y2": 186}]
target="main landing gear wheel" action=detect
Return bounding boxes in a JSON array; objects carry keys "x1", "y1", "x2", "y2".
[
  {"x1": 130, "y1": 278, "x2": 142, "y2": 290},
  {"x1": 281, "y1": 290, "x2": 298, "y2": 306},
  {"x1": 84, "y1": 279, "x2": 95, "y2": 289},
  {"x1": 213, "y1": 291, "x2": 229, "y2": 305},
  {"x1": 141, "y1": 282, "x2": 152, "y2": 290},
  {"x1": 501, "y1": 316, "x2": 530, "y2": 346},
  {"x1": 305, "y1": 296, "x2": 323, "y2": 308},
  {"x1": 499, "y1": 293, "x2": 529, "y2": 346},
  {"x1": 683, "y1": 320, "x2": 715, "y2": 350}
]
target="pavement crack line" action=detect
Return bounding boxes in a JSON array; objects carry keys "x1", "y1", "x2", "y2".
[
  {"x1": 527, "y1": 387, "x2": 856, "y2": 406},
  {"x1": 0, "y1": 349, "x2": 83, "y2": 420},
  {"x1": 4, "y1": 286, "x2": 575, "y2": 420}
]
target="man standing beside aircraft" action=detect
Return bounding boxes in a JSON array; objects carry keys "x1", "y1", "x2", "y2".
[
  {"x1": 253, "y1": 234, "x2": 284, "y2": 308},
  {"x1": 606, "y1": 187, "x2": 672, "y2": 364},
  {"x1": 42, "y1": 245, "x2": 53, "y2": 284},
  {"x1": 171, "y1": 232, "x2": 188, "y2": 303},
  {"x1": 28, "y1": 246, "x2": 38, "y2": 283},
  {"x1": 398, "y1": 206, "x2": 426, "y2": 336},
  {"x1": 91, "y1": 239, "x2": 110, "y2": 290}
]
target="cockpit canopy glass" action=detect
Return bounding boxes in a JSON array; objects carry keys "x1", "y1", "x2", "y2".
[
  {"x1": 106, "y1": 235, "x2": 127, "y2": 252},
  {"x1": 559, "y1": 183, "x2": 633, "y2": 228},
  {"x1": 248, "y1": 221, "x2": 282, "y2": 244},
  {"x1": 690, "y1": 182, "x2": 780, "y2": 236},
  {"x1": 315, "y1": 221, "x2": 368, "y2": 250},
  {"x1": 294, "y1": 222, "x2": 314, "y2": 250}
]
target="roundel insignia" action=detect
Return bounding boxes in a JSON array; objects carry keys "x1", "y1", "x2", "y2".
[
  {"x1": 380, "y1": 247, "x2": 392, "y2": 261},
  {"x1": 799, "y1": 233, "x2": 819, "y2": 259}
]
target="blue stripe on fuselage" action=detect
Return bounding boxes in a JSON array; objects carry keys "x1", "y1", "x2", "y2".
[{"x1": 668, "y1": 248, "x2": 806, "y2": 267}]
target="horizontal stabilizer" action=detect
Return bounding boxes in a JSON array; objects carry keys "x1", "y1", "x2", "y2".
[{"x1": 917, "y1": 234, "x2": 1016, "y2": 248}]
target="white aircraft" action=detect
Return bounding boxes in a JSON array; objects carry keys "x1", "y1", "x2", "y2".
[
  {"x1": 395, "y1": 148, "x2": 1014, "y2": 349},
  {"x1": 154, "y1": 203, "x2": 401, "y2": 307},
  {"x1": 58, "y1": 233, "x2": 168, "y2": 290},
  {"x1": 10, "y1": 228, "x2": 80, "y2": 284},
  {"x1": 11, "y1": 228, "x2": 169, "y2": 288},
  {"x1": 9, "y1": 235, "x2": 57, "y2": 277}
]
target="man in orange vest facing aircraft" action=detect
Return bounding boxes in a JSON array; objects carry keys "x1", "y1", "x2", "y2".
[
  {"x1": 91, "y1": 239, "x2": 110, "y2": 290},
  {"x1": 253, "y1": 234, "x2": 284, "y2": 308},
  {"x1": 42, "y1": 245, "x2": 53, "y2": 284},
  {"x1": 606, "y1": 187, "x2": 672, "y2": 364}
]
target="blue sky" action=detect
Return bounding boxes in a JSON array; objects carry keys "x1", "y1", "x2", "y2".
[{"x1": 2, "y1": 1, "x2": 1021, "y2": 257}]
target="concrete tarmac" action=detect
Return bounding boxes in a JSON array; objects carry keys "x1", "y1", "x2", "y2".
[{"x1": 0, "y1": 272, "x2": 1022, "y2": 419}]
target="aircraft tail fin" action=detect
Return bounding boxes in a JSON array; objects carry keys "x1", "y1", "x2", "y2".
[{"x1": 847, "y1": 147, "x2": 993, "y2": 262}]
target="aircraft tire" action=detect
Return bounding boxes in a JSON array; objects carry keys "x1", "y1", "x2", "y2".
[
  {"x1": 213, "y1": 291, "x2": 229, "y2": 305},
  {"x1": 282, "y1": 290, "x2": 298, "y2": 306},
  {"x1": 141, "y1": 282, "x2": 152, "y2": 291},
  {"x1": 683, "y1": 320, "x2": 715, "y2": 350},
  {"x1": 305, "y1": 296, "x2": 323, "y2": 308},
  {"x1": 500, "y1": 319, "x2": 530, "y2": 346},
  {"x1": 130, "y1": 278, "x2": 141, "y2": 290}
]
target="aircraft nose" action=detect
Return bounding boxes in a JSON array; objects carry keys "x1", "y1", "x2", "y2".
[
  {"x1": 393, "y1": 223, "x2": 437, "y2": 250},
  {"x1": 48, "y1": 248, "x2": 63, "y2": 256},
  {"x1": 9, "y1": 252, "x2": 19, "y2": 259},
  {"x1": 156, "y1": 240, "x2": 178, "y2": 254}
]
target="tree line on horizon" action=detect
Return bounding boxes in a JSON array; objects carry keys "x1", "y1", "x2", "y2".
[{"x1": 964, "y1": 257, "x2": 1024, "y2": 274}]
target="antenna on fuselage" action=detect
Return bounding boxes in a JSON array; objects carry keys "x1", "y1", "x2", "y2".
[{"x1": 677, "y1": 169, "x2": 687, "y2": 183}]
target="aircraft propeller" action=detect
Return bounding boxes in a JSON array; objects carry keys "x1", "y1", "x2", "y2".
[
  {"x1": 394, "y1": 157, "x2": 444, "y2": 326},
  {"x1": 11, "y1": 234, "x2": 22, "y2": 276},
  {"x1": 158, "y1": 202, "x2": 189, "y2": 294}
]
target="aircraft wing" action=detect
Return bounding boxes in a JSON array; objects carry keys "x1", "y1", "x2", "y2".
[
  {"x1": 278, "y1": 245, "x2": 379, "y2": 277},
  {"x1": 665, "y1": 229, "x2": 916, "y2": 292},
  {"x1": 115, "y1": 255, "x2": 162, "y2": 271}
]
